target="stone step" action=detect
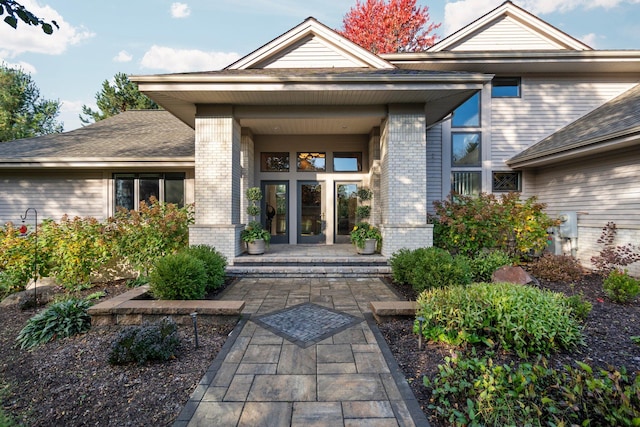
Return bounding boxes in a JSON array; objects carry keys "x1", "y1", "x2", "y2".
[
  {"x1": 226, "y1": 264, "x2": 391, "y2": 278},
  {"x1": 232, "y1": 256, "x2": 388, "y2": 267}
]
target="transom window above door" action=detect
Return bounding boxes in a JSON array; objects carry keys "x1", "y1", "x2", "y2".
[
  {"x1": 297, "y1": 152, "x2": 326, "y2": 171},
  {"x1": 333, "y1": 152, "x2": 362, "y2": 172},
  {"x1": 261, "y1": 152, "x2": 290, "y2": 172}
]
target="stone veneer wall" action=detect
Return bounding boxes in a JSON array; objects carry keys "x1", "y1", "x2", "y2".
[
  {"x1": 379, "y1": 105, "x2": 433, "y2": 256},
  {"x1": 189, "y1": 108, "x2": 244, "y2": 264}
]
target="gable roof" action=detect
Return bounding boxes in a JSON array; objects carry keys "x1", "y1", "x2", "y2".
[
  {"x1": 507, "y1": 84, "x2": 640, "y2": 168},
  {"x1": 226, "y1": 17, "x2": 394, "y2": 70},
  {"x1": 428, "y1": 1, "x2": 591, "y2": 52},
  {"x1": 0, "y1": 110, "x2": 194, "y2": 168}
]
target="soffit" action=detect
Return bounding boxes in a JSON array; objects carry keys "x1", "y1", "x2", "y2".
[{"x1": 133, "y1": 69, "x2": 490, "y2": 132}]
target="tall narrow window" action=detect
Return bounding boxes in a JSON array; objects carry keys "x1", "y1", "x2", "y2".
[{"x1": 115, "y1": 174, "x2": 135, "y2": 211}]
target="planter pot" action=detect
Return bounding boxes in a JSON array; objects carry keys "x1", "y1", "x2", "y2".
[
  {"x1": 246, "y1": 239, "x2": 266, "y2": 255},
  {"x1": 356, "y1": 238, "x2": 377, "y2": 255}
]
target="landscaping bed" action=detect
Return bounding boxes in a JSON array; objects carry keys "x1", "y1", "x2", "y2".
[
  {"x1": 0, "y1": 281, "x2": 235, "y2": 427},
  {"x1": 380, "y1": 273, "x2": 640, "y2": 427}
]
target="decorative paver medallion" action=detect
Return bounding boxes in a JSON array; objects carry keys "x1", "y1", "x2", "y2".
[{"x1": 251, "y1": 303, "x2": 364, "y2": 348}]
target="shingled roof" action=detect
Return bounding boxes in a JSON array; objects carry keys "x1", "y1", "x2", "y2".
[
  {"x1": 508, "y1": 83, "x2": 640, "y2": 167},
  {"x1": 0, "y1": 110, "x2": 194, "y2": 163}
]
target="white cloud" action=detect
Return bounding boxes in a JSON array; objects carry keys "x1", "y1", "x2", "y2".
[
  {"x1": 579, "y1": 33, "x2": 598, "y2": 48},
  {"x1": 140, "y1": 45, "x2": 241, "y2": 72},
  {"x1": 0, "y1": 0, "x2": 95, "y2": 57},
  {"x1": 0, "y1": 59, "x2": 37, "y2": 75},
  {"x1": 443, "y1": 0, "x2": 640, "y2": 37},
  {"x1": 60, "y1": 99, "x2": 90, "y2": 131},
  {"x1": 113, "y1": 50, "x2": 133, "y2": 63},
  {"x1": 171, "y1": 2, "x2": 191, "y2": 18}
]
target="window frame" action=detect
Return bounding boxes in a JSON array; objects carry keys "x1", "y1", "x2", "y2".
[
  {"x1": 332, "y1": 152, "x2": 363, "y2": 172},
  {"x1": 451, "y1": 171, "x2": 482, "y2": 197},
  {"x1": 297, "y1": 152, "x2": 326, "y2": 172},
  {"x1": 260, "y1": 152, "x2": 290, "y2": 172},
  {"x1": 451, "y1": 132, "x2": 482, "y2": 167},
  {"x1": 114, "y1": 172, "x2": 185, "y2": 211},
  {"x1": 491, "y1": 77, "x2": 521, "y2": 98},
  {"x1": 492, "y1": 171, "x2": 522, "y2": 192},
  {"x1": 451, "y1": 92, "x2": 480, "y2": 128}
]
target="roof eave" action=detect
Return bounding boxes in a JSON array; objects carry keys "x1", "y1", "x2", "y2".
[
  {"x1": 507, "y1": 131, "x2": 640, "y2": 168},
  {"x1": 0, "y1": 159, "x2": 195, "y2": 168}
]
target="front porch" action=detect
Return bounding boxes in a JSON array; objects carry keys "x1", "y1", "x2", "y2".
[{"x1": 226, "y1": 244, "x2": 391, "y2": 278}]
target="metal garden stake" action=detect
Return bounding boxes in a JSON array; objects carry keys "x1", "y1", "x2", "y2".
[
  {"x1": 191, "y1": 312, "x2": 199, "y2": 349},
  {"x1": 20, "y1": 208, "x2": 38, "y2": 312},
  {"x1": 416, "y1": 316, "x2": 425, "y2": 351}
]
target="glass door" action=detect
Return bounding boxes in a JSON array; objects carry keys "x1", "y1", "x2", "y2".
[
  {"x1": 298, "y1": 181, "x2": 325, "y2": 243},
  {"x1": 262, "y1": 181, "x2": 289, "y2": 244},
  {"x1": 335, "y1": 183, "x2": 358, "y2": 243}
]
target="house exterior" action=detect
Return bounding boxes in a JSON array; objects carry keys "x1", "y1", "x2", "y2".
[{"x1": 1, "y1": 1, "x2": 639, "y2": 274}]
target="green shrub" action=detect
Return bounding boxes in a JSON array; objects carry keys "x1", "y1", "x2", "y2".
[
  {"x1": 564, "y1": 293, "x2": 592, "y2": 321},
  {"x1": 530, "y1": 253, "x2": 583, "y2": 282},
  {"x1": 39, "y1": 216, "x2": 114, "y2": 291},
  {"x1": 15, "y1": 298, "x2": 91, "y2": 349},
  {"x1": 0, "y1": 222, "x2": 49, "y2": 297},
  {"x1": 416, "y1": 282, "x2": 584, "y2": 357},
  {"x1": 603, "y1": 269, "x2": 640, "y2": 303},
  {"x1": 433, "y1": 192, "x2": 555, "y2": 259},
  {"x1": 464, "y1": 250, "x2": 513, "y2": 282},
  {"x1": 109, "y1": 317, "x2": 179, "y2": 365},
  {"x1": 149, "y1": 252, "x2": 207, "y2": 300},
  {"x1": 389, "y1": 248, "x2": 416, "y2": 285},
  {"x1": 410, "y1": 247, "x2": 472, "y2": 293},
  {"x1": 182, "y1": 245, "x2": 227, "y2": 291},
  {"x1": 111, "y1": 198, "x2": 194, "y2": 276},
  {"x1": 425, "y1": 352, "x2": 640, "y2": 427}
]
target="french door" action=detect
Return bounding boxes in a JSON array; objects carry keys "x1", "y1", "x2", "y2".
[
  {"x1": 297, "y1": 181, "x2": 325, "y2": 243},
  {"x1": 261, "y1": 181, "x2": 289, "y2": 244}
]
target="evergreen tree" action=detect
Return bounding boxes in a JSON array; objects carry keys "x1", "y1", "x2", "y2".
[
  {"x1": 80, "y1": 73, "x2": 159, "y2": 125},
  {"x1": 0, "y1": 64, "x2": 63, "y2": 142}
]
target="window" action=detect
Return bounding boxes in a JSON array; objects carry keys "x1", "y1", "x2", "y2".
[
  {"x1": 114, "y1": 173, "x2": 185, "y2": 210},
  {"x1": 492, "y1": 77, "x2": 521, "y2": 98},
  {"x1": 452, "y1": 172, "x2": 481, "y2": 196},
  {"x1": 261, "y1": 152, "x2": 289, "y2": 172},
  {"x1": 297, "y1": 152, "x2": 326, "y2": 171},
  {"x1": 452, "y1": 92, "x2": 480, "y2": 127},
  {"x1": 452, "y1": 133, "x2": 481, "y2": 166},
  {"x1": 333, "y1": 152, "x2": 362, "y2": 172},
  {"x1": 492, "y1": 171, "x2": 521, "y2": 192}
]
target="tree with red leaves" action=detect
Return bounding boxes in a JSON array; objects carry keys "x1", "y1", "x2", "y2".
[{"x1": 339, "y1": 0, "x2": 441, "y2": 54}]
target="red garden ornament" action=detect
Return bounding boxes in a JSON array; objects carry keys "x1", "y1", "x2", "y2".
[{"x1": 19, "y1": 224, "x2": 28, "y2": 235}]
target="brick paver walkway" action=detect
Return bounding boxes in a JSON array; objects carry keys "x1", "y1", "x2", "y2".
[{"x1": 173, "y1": 277, "x2": 429, "y2": 427}]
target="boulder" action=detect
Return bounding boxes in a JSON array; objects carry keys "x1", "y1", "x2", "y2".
[
  {"x1": 26, "y1": 276, "x2": 57, "y2": 290},
  {"x1": 491, "y1": 265, "x2": 534, "y2": 285},
  {"x1": 0, "y1": 285, "x2": 58, "y2": 309}
]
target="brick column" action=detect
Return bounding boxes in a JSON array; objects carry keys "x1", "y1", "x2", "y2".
[
  {"x1": 189, "y1": 106, "x2": 244, "y2": 263},
  {"x1": 379, "y1": 104, "x2": 433, "y2": 256},
  {"x1": 240, "y1": 128, "x2": 255, "y2": 226}
]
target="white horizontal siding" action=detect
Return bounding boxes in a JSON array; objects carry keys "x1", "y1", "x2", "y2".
[
  {"x1": 530, "y1": 147, "x2": 640, "y2": 228},
  {"x1": 490, "y1": 78, "x2": 636, "y2": 167},
  {"x1": 0, "y1": 170, "x2": 105, "y2": 224},
  {"x1": 426, "y1": 124, "x2": 443, "y2": 214},
  {"x1": 260, "y1": 36, "x2": 367, "y2": 68},
  {"x1": 449, "y1": 16, "x2": 563, "y2": 51},
  {"x1": 529, "y1": 147, "x2": 640, "y2": 276}
]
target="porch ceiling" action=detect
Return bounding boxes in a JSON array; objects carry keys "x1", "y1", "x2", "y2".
[{"x1": 132, "y1": 69, "x2": 490, "y2": 133}]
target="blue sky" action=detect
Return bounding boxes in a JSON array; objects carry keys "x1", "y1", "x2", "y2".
[{"x1": 2, "y1": 0, "x2": 639, "y2": 131}]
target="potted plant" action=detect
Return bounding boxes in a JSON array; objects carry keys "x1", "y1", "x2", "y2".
[
  {"x1": 350, "y1": 222, "x2": 381, "y2": 255},
  {"x1": 243, "y1": 187, "x2": 270, "y2": 254},
  {"x1": 241, "y1": 220, "x2": 271, "y2": 254}
]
